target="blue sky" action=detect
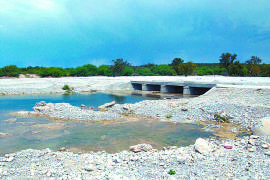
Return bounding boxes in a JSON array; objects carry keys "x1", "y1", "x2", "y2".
[{"x1": 0, "y1": 0, "x2": 270, "y2": 67}]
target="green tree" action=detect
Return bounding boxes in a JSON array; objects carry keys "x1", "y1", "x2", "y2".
[
  {"x1": 82, "y1": 64, "x2": 98, "y2": 76},
  {"x1": 156, "y1": 64, "x2": 175, "y2": 75},
  {"x1": 75, "y1": 66, "x2": 89, "y2": 76},
  {"x1": 246, "y1": 56, "x2": 262, "y2": 76},
  {"x1": 213, "y1": 67, "x2": 227, "y2": 75},
  {"x1": 0, "y1": 68, "x2": 4, "y2": 77},
  {"x1": 170, "y1": 58, "x2": 184, "y2": 74},
  {"x1": 228, "y1": 61, "x2": 248, "y2": 76},
  {"x1": 261, "y1": 64, "x2": 270, "y2": 77},
  {"x1": 112, "y1": 59, "x2": 130, "y2": 76},
  {"x1": 136, "y1": 68, "x2": 154, "y2": 76},
  {"x1": 2, "y1": 65, "x2": 21, "y2": 77},
  {"x1": 179, "y1": 62, "x2": 196, "y2": 76},
  {"x1": 219, "y1": 53, "x2": 237, "y2": 71},
  {"x1": 142, "y1": 63, "x2": 156, "y2": 68},
  {"x1": 196, "y1": 66, "x2": 214, "y2": 75},
  {"x1": 97, "y1": 65, "x2": 110, "y2": 75},
  {"x1": 123, "y1": 66, "x2": 134, "y2": 76}
]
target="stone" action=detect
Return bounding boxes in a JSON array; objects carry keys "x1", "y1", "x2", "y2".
[
  {"x1": 98, "y1": 101, "x2": 115, "y2": 111},
  {"x1": 84, "y1": 164, "x2": 95, "y2": 172},
  {"x1": 59, "y1": 147, "x2": 66, "y2": 152},
  {"x1": 177, "y1": 156, "x2": 186, "y2": 164},
  {"x1": 194, "y1": 138, "x2": 212, "y2": 154},
  {"x1": 248, "y1": 139, "x2": 256, "y2": 146},
  {"x1": 81, "y1": 104, "x2": 86, "y2": 108},
  {"x1": 113, "y1": 158, "x2": 120, "y2": 163},
  {"x1": 181, "y1": 108, "x2": 188, "y2": 111},
  {"x1": 261, "y1": 144, "x2": 269, "y2": 149},
  {"x1": 248, "y1": 147, "x2": 256, "y2": 152},
  {"x1": 4, "y1": 157, "x2": 14, "y2": 162},
  {"x1": 3, "y1": 171, "x2": 8, "y2": 176},
  {"x1": 159, "y1": 162, "x2": 165, "y2": 166},
  {"x1": 0, "y1": 132, "x2": 11, "y2": 138},
  {"x1": 35, "y1": 101, "x2": 46, "y2": 107},
  {"x1": 250, "y1": 135, "x2": 259, "y2": 139},
  {"x1": 240, "y1": 139, "x2": 246, "y2": 145},
  {"x1": 100, "y1": 135, "x2": 106, "y2": 140},
  {"x1": 129, "y1": 144, "x2": 153, "y2": 153},
  {"x1": 46, "y1": 172, "x2": 52, "y2": 177}
]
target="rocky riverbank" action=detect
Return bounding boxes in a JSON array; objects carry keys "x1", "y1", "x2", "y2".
[
  {"x1": 12, "y1": 101, "x2": 121, "y2": 121},
  {"x1": 1, "y1": 136, "x2": 270, "y2": 179},
  {"x1": 13, "y1": 87, "x2": 270, "y2": 133},
  {"x1": 110, "y1": 87, "x2": 270, "y2": 132}
]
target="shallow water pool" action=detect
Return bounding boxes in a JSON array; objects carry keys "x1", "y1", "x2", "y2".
[{"x1": 0, "y1": 92, "x2": 214, "y2": 155}]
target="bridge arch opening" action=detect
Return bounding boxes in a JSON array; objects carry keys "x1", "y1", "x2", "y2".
[
  {"x1": 132, "y1": 83, "x2": 142, "y2": 90},
  {"x1": 145, "y1": 84, "x2": 161, "y2": 91},
  {"x1": 164, "y1": 85, "x2": 183, "y2": 93}
]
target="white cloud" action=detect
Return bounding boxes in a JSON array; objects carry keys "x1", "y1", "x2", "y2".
[{"x1": 0, "y1": 0, "x2": 66, "y2": 16}]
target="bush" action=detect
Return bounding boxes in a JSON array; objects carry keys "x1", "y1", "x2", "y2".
[
  {"x1": 156, "y1": 64, "x2": 175, "y2": 75},
  {"x1": 62, "y1": 84, "x2": 70, "y2": 91},
  {"x1": 97, "y1": 65, "x2": 113, "y2": 76},
  {"x1": 1, "y1": 65, "x2": 20, "y2": 77},
  {"x1": 168, "y1": 169, "x2": 176, "y2": 175},
  {"x1": 214, "y1": 113, "x2": 230, "y2": 123},
  {"x1": 136, "y1": 68, "x2": 154, "y2": 76}
]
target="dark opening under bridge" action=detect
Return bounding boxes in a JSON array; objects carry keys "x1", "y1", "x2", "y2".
[{"x1": 131, "y1": 81, "x2": 216, "y2": 95}]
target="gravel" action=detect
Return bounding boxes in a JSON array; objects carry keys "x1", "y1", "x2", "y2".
[
  {"x1": 109, "y1": 87, "x2": 270, "y2": 130},
  {"x1": 1, "y1": 136, "x2": 270, "y2": 179}
]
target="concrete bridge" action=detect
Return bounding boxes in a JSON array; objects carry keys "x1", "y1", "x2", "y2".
[{"x1": 131, "y1": 81, "x2": 216, "y2": 95}]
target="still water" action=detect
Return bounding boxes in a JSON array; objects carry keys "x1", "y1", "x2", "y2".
[{"x1": 0, "y1": 92, "x2": 212, "y2": 155}]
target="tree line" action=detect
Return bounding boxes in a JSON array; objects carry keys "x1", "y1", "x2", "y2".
[{"x1": 0, "y1": 53, "x2": 269, "y2": 77}]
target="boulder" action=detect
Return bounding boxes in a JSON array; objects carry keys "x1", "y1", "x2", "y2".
[
  {"x1": 33, "y1": 102, "x2": 54, "y2": 113},
  {"x1": 35, "y1": 101, "x2": 46, "y2": 107},
  {"x1": 59, "y1": 147, "x2": 66, "y2": 152},
  {"x1": 98, "y1": 101, "x2": 115, "y2": 111},
  {"x1": 0, "y1": 132, "x2": 11, "y2": 138},
  {"x1": 81, "y1": 104, "x2": 86, "y2": 108},
  {"x1": 261, "y1": 143, "x2": 269, "y2": 149},
  {"x1": 194, "y1": 138, "x2": 212, "y2": 154},
  {"x1": 129, "y1": 144, "x2": 153, "y2": 153}
]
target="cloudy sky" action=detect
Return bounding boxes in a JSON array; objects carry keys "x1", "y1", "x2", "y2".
[{"x1": 0, "y1": 0, "x2": 269, "y2": 67}]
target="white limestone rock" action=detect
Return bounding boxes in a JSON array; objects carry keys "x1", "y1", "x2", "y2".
[{"x1": 194, "y1": 138, "x2": 212, "y2": 154}]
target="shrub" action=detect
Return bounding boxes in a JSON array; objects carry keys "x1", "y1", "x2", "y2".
[
  {"x1": 168, "y1": 169, "x2": 176, "y2": 175},
  {"x1": 62, "y1": 84, "x2": 75, "y2": 95},
  {"x1": 214, "y1": 113, "x2": 230, "y2": 123},
  {"x1": 62, "y1": 84, "x2": 70, "y2": 91}
]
